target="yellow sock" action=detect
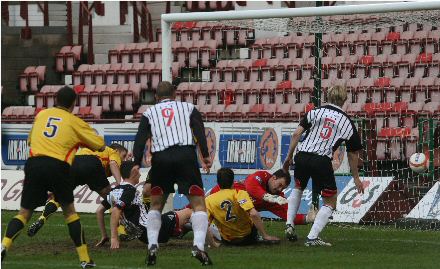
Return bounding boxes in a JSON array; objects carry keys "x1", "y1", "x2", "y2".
[
  {"x1": 117, "y1": 225, "x2": 127, "y2": 235},
  {"x1": 2, "y1": 238, "x2": 12, "y2": 250},
  {"x1": 76, "y1": 244, "x2": 90, "y2": 263}
]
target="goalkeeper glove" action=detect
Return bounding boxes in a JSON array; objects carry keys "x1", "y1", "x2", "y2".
[{"x1": 262, "y1": 193, "x2": 288, "y2": 205}]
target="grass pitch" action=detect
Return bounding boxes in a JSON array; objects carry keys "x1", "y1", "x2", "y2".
[{"x1": 1, "y1": 210, "x2": 439, "y2": 269}]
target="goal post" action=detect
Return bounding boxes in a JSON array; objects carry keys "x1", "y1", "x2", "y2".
[{"x1": 161, "y1": 1, "x2": 440, "y2": 81}]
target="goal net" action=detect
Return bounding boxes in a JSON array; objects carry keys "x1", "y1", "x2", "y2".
[{"x1": 166, "y1": 3, "x2": 440, "y2": 229}]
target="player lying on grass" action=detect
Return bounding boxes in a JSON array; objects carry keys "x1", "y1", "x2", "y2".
[
  {"x1": 208, "y1": 169, "x2": 316, "y2": 241},
  {"x1": 95, "y1": 168, "x2": 153, "y2": 246},
  {"x1": 26, "y1": 143, "x2": 128, "y2": 237},
  {"x1": 206, "y1": 168, "x2": 280, "y2": 247},
  {"x1": 95, "y1": 161, "x2": 193, "y2": 250}
]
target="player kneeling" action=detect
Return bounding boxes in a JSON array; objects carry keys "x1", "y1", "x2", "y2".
[
  {"x1": 206, "y1": 168, "x2": 279, "y2": 246},
  {"x1": 95, "y1": 161, "x2": 192, "y2": 253}
]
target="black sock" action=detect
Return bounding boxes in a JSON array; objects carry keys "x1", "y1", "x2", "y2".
[
  {"x1": 2, "y1": 215, "x2": 27, "y2": 249},
  {"x1": 41, "y1": 200, "x2": 60, "y2": 220},
  {"x1": 67, "y1": 219, "x2": 85, "y2": 247}
]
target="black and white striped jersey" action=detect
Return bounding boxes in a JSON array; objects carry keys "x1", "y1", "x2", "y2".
[
  {"x1": 102, "y1": 182, "x2": 148, "y2": 230},
  {"x1": 144, "y1": 100, "x2": 195, "y2": 152},
  {"x1": 133, "y1": 99, "x2": 209, "y2": 166},
  {"x1": 297, "y1": 104, "x2": 362, "y2": 158}
]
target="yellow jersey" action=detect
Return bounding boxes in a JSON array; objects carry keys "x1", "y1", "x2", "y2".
[
  {"x1": 28, "y1": 107, "x2": 105, "y2": 165},
  {"x1": 76, "y1": 146, "x2": 122, "y2": 176},
  {"x1": 205, "y1": 188, "x2": 254, "y2": 241}
]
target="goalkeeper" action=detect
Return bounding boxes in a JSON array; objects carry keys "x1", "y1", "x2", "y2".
[{"x1": 209, "y1": 170, "x2": 315, "y2": 232}]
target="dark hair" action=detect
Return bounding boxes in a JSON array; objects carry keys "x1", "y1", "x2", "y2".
[
  {"x1": 56, "y1": 86, "x2": 77, "y2": 109},
  {"x1": 217, "y1": 168, "x2": 235, "y2": 189},
  {"x1": 156, "y1": 81, "x2": 175, "y2": 98},
  {"x1": 109, "y1": 143, "x2": 128, "y2": 153},
  {"x1": 120, "y1": 161, "x2": 135, "y2": 179},
  {"x1": 273, "y1": 169, "x2": 291, "y2": 186}
]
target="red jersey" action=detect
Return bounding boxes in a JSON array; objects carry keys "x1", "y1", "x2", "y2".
[{"x1": 209, "y1": 171, "x2": 306, "y2": 224}]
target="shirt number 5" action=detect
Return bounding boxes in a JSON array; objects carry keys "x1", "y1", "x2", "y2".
[
  {"x1": 43, "y1": 117, "x2": 61, "y2": 138},
  {"x1": 320, "y1": 118, "x2": 335, "y2": 140}
]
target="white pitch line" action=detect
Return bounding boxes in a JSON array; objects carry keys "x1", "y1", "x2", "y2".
[
  {"x1": 335, "y1": 237, "x2": 440, "y2": 246},
  {"x1": 3, "y1": 261, "x2": 147, "y2": 269}
]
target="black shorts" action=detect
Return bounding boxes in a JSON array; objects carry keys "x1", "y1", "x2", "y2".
[
  {"x1": 71, "y1": 155, "x2": 110, "y2": 193},
  {"x1": 294, "y1": 152, "x2": 337, "y2": 197},
  {"x1": 222, "y1": 226, "x2": 258, "y2": 246},
  {"x1": 139, "y1": 211, "x2": 178, "y2": 244},
  {"x1": 21, "y1": 156, "x2": 74, "y2": 210},
  {"x1": 150, "y1": 146, "x2": 203, "y2": 195}
]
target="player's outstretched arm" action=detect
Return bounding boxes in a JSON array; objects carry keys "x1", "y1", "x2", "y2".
[
  {"x1": 249, "y1": 208, "x2": 279, "y2": 242},
  {"x1": 283, "y1": 125, "x2": 305, "y2": 172},
  {"x1": 347, "y1": 150, "x2": 364, "y2": 194},
  {"x1": 110, "y1": 207, "x2": 123, "y2": 249},
  {"x1": 109, "y1": 161, "x2": 122, "y2": 184},
  {"x1": 95, "y1": 204, "x2": 109, "y2": 247}
]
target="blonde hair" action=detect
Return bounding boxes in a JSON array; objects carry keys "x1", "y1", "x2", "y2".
[{"x1": 327, "y1": 85, "x2": 348, "y2": 107}]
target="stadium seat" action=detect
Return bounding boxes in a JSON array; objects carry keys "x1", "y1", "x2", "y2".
[
  {"x1": 134, "y1": 105, "x2": 150, "y2": 118},
  {"x1": 89, "y1": 106, "x2": 102, "y2": 119},
  {"x1": 2, "y1": 106, "x2": 15, "y2": 119}
]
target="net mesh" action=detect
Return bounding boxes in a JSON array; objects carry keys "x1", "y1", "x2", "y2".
[
  {"x1": 221, "y1": 10, "x2": 440, "y2": 33},
  {"x1": 179, "y1": 7, "x2": 440, "y2": 229}
]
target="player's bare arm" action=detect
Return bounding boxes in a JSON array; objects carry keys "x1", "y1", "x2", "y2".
[
  {"x1": 109, "y1": 161, "x2": 122, "y2": 184},
  {"x1": 248, "y1": 208, "x2": 279, "y2": 242},
  {"x1": 110, "y1": 207, "x2": 123, "y2": 249},
  {"x1": 347, "y1": 150, "x2": 364, "y2": 194},
  {"x1": 95, "y1": 204, "x2": 109, "y2": 247},
  {"x1": 283, "y1": 126, "x2": 305, "y2": 173}
]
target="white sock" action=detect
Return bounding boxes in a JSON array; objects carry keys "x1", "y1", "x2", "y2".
[
  {"x1": 307, "y1": 205, "x2": 334, "y2": 240},
  {"x1": 209, "y1": 223, "x2": 221, "y2": 241},
  {"x1": 286, "y1": 188, "x2": 303, "y2": 226},
  {"x1": 191, "y1": 211, "x2": 208, "y2": 251},
  {"x1": 146, "y1": 210, "x2": 162, "y2": 249}
]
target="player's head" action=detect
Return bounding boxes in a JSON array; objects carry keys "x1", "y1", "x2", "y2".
[
  {"x1": 56, "y1": 86, "x2": 77, "y2": 112},
  {"x1": 120, "y1": 161, "x2": 140, "y2": 184},
  {"x1": 327, "y1": 85, "x2": 348, "y2": 107},
  {"x1": 156, "y1": 81, "x2": 175, "y2": 101},
  {"x1": 217, "y1": 168, "x2": 235, "y2": 189},
  {"x1": 109, "y1": 143, "x2": 128, "y2": 161},
  {"x1": 268, "y1": 169, "x2": 291, "y2": 194}
]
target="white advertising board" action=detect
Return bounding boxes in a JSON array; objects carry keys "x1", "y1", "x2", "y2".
[
  {"x1": 406, "y1": 182, "x2": 440, "y2": 220},
  {"x1": 332, "y1": 177, "x2": 393, "y2": 223}
]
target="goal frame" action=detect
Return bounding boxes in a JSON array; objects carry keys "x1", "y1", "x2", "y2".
[{"x1": 161, "y1": 1, "x2": 440, "y2": 81}]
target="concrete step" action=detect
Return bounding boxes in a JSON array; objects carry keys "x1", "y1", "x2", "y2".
[
  {"x1": 48, "y1": 3, "x2": 67, "y2": 11},
  {"x1": 94, "y1": 54, "x2": 108, "y2": 64},
  {"x1": 92, "y1": 34, "x2": 134, "y2": 44},
  {"x1": 72, "y1": 25, "x2": 132, "y2": 35},
  {"x1": 49, "y1": 21, "x2": 67, "y2": 27}
]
